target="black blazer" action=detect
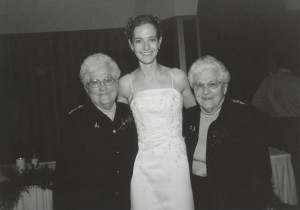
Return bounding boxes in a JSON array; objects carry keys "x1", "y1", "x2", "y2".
[
  {"x1": 54, "y1": 100, "x2": 138, "y2": 210},
  {"x1": 183, "y1": 98, "x2": 273, "y2": 210}
]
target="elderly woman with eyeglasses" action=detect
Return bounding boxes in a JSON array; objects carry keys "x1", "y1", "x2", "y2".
[
  {"x1": 183, "y1": 55, "x2": 273, "y2": 210},
  {"x1": 54, "y1": 53, "x2": 137, "y2": 210}
]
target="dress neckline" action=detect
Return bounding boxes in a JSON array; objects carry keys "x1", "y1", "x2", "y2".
[{"x1": 130, "y1": 88, "x2": 182, "y2": 105}]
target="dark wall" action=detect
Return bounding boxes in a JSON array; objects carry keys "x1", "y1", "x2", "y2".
[
  {"x1": 0, "y1": 16, "x2": 201, "y2": 164},
  {"x1": 0, "y1": 28, "x2": 137, "y2": 163},
  {"x1": 197, "y1": 0, "x2": 299, "y2": 103},
  {"x1": 159, "y1": 16, "x2": 201, "y2": 71}
]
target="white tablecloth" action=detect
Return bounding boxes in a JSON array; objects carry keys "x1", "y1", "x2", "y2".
[
  {"x1": 269, "y1": 147, "x2": 298, "y2": 205},
  {"x1": 13, "y1": 186, "x2": 53, "y2": 210}
]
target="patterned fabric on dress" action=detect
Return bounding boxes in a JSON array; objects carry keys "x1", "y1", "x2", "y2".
[{"x1": 130, "y1": 88, "x2": 194, "y2": 210}]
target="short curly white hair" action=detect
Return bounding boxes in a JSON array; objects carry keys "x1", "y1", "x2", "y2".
[
  {"x1": 79, "y1": 53, "x2": 121, "y2": 86},
  {"x1": 188, "y1": 55, "x2": 231, "y2": 88}
]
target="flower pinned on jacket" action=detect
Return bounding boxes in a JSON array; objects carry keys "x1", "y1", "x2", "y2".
[
  {"x1": 94, "y1": 122, "x2": 100, "y2": 128},
  {"x1": 210, "y1": 126, "x2": 231, "y2": 147},
  {"x1": 118, "y1": 114, "x2": 134, "y2": 131}
]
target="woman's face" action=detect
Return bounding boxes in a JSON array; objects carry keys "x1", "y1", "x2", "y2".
[
  {"x1": 129, "y1": 23, "x2": 162, "y2": 65},
  {"x1": 193, "y1": 68, "x2": 228, "y2": 114},
  {"x1": 84, "y1": 66, "x2": 118, "y2": 110}
]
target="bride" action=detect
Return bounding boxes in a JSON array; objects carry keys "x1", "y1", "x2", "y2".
[{"x1": 118, "y1": 14, "x2": 196, "y2": 210}]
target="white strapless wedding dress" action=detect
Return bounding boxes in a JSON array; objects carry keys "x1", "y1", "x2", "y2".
[{"x1": 130, "y1": 88, "x2": 194, "y2": 210}]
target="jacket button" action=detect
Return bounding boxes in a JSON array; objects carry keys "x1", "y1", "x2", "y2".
[
  {"x1": 189, "y1": 125, "x2": 196, "y2": 132},
  {"x1": 116, "y1": 170, "x2": 120, "y2": 175},
  {"x1": 113, "y1": 129, "x2": 116, "y2": 133}
]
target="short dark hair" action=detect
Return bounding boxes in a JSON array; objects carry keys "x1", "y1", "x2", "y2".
[{"x1": 125, "y1": 15, "x2": 163, "y2": 42}]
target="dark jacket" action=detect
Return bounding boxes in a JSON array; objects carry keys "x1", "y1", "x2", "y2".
[
  {"x1": 183, "y1": 98, "x2": 273, "y2": 210},
  {"x1": 54, "y1": 100, "x2": 138, "y2": 210}
]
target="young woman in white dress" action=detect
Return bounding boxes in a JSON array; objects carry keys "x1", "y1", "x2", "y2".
[{"x1": 118, "y1": 15, "x2": 196, "y2": 210}]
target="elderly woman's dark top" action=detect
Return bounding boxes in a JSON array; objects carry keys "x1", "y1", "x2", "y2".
[
  {"x1": 183, "y1": 98, "x2": 273, "y2": 210},
  {"x1": 54, "y1": 100, "x2": 137, "y2": 210}
]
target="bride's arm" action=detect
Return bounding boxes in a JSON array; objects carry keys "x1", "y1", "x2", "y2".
[
  {"x1": 172, "y1": 68, "x2": 197, "y2": 108},
  {"x1": 117, "y1": 74, "x2": 131, "y2": 104}
]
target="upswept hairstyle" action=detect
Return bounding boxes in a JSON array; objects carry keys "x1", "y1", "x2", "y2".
[
  {"x1": 124, "y1": 14, "x2": 163, "y2": 42},
  {"x1": 188, "y1": 55, "x2": 231, "y2": 88},
  {"x1": 79, "y1": 53, "x2": 121, "y2": 85}
]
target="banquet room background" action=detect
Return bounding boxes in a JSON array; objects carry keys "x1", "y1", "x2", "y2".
[{"x1": 0, "y1": 0, "x2": 299, "y2": 163}]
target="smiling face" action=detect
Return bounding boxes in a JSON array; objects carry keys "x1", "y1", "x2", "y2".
[
  {"x1": 129, "y1": 23, "x2": 162, "y2": 65},
  {"x1": 84, "y1": 66, "x2": 118, "y2": 110},
  {"x1": 193, "y1": 67, "x2": 228, "y2": 114}
]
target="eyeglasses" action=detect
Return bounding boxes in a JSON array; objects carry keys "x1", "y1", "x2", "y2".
[
  {"x1": 193, "y1": 81, "x2": 224, "y2": 91},
  {"x1": 87, "y1": 76, "x2": 116, "y2": 88}
]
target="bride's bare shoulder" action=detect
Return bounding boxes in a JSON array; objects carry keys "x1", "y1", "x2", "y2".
[
  {"x1": 119, "y1": 71, "x2": 137, "y2": 85},
  {"x1": 170, "y1": 67, "x2": 187, "y2": 79}
]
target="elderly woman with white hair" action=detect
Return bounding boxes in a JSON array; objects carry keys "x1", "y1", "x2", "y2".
[
  {"x1": 183, "y1": 55, "x2": 273, "y2": 210},
  {"x1": 54, "y1": 53, "x2": 137, "y2": 210}
]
